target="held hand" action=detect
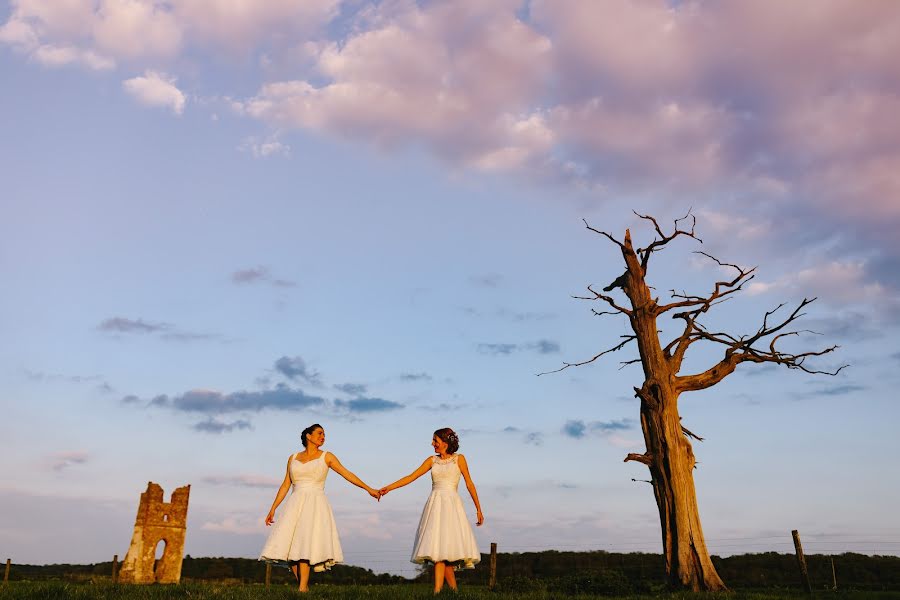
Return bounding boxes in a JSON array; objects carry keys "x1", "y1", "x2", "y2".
[
  {"x1": 476, "y1": 510, "x2": 484, "y2": 526},
  {"x1": 265, "y1": 511, "x2": 275, "y2": 526},
  {"x1": 378, "y1": 487, "x2": 390, "y2": 497},
  {"x1": 367, "y1": 487, "x2": 381, "y2": 501}
]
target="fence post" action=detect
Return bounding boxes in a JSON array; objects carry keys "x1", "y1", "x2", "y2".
[
  {"x1": 265, "y1": 562, "x2": 271, "y2": 587},
  {"x1": 791, "y1": 529, "x2": 812, "y2": 594},
  {"x1": 488, "y1": 542, "x2": 497, "y2": 590},
  {"x1": 4, "y1": 558, "x2": 9, "y2": 585},
  {"x1": 831, "y1": 556, "x2": 837, "y2": 590},
  {"x1": 111, "y1": 554, "x2": 118, "y2": 584}
]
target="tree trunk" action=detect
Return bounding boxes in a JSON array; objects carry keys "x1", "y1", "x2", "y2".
[
  {"x1": 640, "y1": 395, "x2": 726, "y2": 590},
  {"x1": 620, "y1": 229, "x2": 726, "y2": 591}
]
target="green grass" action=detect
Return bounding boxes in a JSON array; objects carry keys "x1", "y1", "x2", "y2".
[{"x1": 3, "y1": 582, "x2": 900, "y2": 600}]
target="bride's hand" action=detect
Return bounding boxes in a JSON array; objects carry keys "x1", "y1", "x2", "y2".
[
  {"x1": 378, "y1": 487, "x2": 390, "y2": 497},
  {"x1": 265, "y1": 511, "x2": 275, "y2": 526},
  {"x1": 476, "y1": 510, "x2": 484, "y2": 526},
  {"x1": 368, "y1": 488, "x2": 381, "y2": 501}
]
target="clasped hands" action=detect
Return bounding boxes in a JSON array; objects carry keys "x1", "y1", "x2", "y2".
[{"x1": 365, "y1": 486, "x2": 391, "y2": 501}]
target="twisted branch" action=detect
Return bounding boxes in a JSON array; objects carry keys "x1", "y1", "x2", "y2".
[{"x1": 538, "y1": 335, "x2": 637, "y2": 376}]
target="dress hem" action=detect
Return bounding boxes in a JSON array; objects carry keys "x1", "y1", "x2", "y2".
[
  {"x1": 412, "y1": 555, "x2": 479, "y2": 569},
  {"x1": 258, "y1": 556, "x2": 340, "y2": 572}
]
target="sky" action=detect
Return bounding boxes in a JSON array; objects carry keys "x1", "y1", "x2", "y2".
[{"x1": 2, "y1": 0, "x2": 900, "y2": 577}]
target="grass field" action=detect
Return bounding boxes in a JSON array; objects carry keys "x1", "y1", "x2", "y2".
[{"x1": 3, "y1": 583, "x2": 900, "y2": 600}]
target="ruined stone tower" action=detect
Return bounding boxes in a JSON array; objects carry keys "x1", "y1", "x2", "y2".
[{"x1": 119, "y1": 482, "x2": 190, "y2": 584}]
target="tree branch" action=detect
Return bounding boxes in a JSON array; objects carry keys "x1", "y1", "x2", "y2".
[
  {"x1": 681, "y1": 424, "x2": 704, "y2": 442},
  {"x1": 624, "y1": 452, "x2": 654, "y2": 466},
  {"x1": 633, "y1": 209, "x2": 703, "y2": 274},
  {"x1": 583, "y1": 218, "x2": 626, "y2": 250},
  {"x1": 675, "y1": 298, "x2": 849, "y2": 392},
  {"x1": 537, "y1": 335, "x2": 637, "y2": 376},
  {"x1": 572, "y1": 284, "x2": 633, "y2": 316}
]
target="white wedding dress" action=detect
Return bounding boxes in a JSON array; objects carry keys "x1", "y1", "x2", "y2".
[
  {"x1": 259, "y1": 451, "x2": 343, "y2": 571},
  {"x1": 411, "y1": 454, "x2": 480, "y2": 568}
]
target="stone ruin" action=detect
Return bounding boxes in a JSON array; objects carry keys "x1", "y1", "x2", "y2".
[{"x1": 119, "y1": 481, "x2": 191, "y2": 584}]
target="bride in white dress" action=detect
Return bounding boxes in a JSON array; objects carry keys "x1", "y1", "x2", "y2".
[
  {"x1": 260, "y1": 423, "x2": 380, "y2": 592},
  {"x1": 380, "y1": 427, "x2": 484, "y2": 594}
]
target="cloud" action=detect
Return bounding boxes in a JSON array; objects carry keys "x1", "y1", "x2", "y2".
[
  {"x1": 562, "y1": 420, "x2": 586, "y2": 438},
  {"x1": 273, "y1": 356, "x2": 321, "y2": 385},
  {"x1": 418, "y1": 402, "x2": 469, "y2": 412},
  {"x1": 49, "y1": 450, "x2": 89, "y2": 471},
  {"x1": 172, "y1": 385, "x2": 325, "y2": 414},
  {"x1": 334, "y1": 382, "x2": 367, "y2": 396},
  {"x1": 239, "y1": 134, "x2": 291, "y2": 158},
  {"x1": 200, "y1": 515, "x2": 260, "y2": 535},
  {"x1": 477, "y1": 343, "x2": 517, "y2": 356},
  {"x1": 816, "y1": 384, "x2": 867, "y2": 396},
  {"x1": 0, "y1": 0, "x2": 336, "y2": 69},
  {"x1": 478, "y1": 339, "x2": 560, "y2": 355},
  {"x1": 742, "y1": 364, "x2": 779, "y2": 378},
  {"x1": 4, "y1": 0, "x2": 900, "y2": 305},
  {"x1": 98, "y1": 317, "x2": 170, "y2": 333},
  {"x1": 122, "y1": 71, "x2": 186, "y2": 115},
  {"x1": 524, "y1": 432, "x2": 544, "y2": 446},
  {"x1": 399, "y1": 372, "x2": 432, "y2": 382},
  {"x1": 193, "y1": 418, "x2": 253, "y2": 434},
  {"x1": 34, "y1": 44, "x2": 115, "y2": 70},
  {"x1": 470, "y1": 273, "x2": 503, "y2": 287},
  {"x1": 334, "y1": 397, "x2": 404, "y2": 413},
  {"x1": 202, "y1": 474, "x2": 279, "y2": 488},
  {"x1": 25, "y1": 370, "x2": 102, "y2": 384},
  {"x1": 461, "y1": 307, "x2": 557, "y2": 321},
  {"x1": 530, "y1": 340, "x2": 560, "y2": 354},
  {"x1": 232, "y1": 266, "x2": 297, "y2": 287},
  {"x1": 239, "y1": 0, "x2": 553, "y2": 172},
  {"x1": 562, "y1": 418, "x2": 635, "y2": 439},
  {"x1": 796, "y1": 383, "x2": 867, "y2": 400},
  {"x1": 98, "y1": 316, "x2": 223, "y2": 343}
]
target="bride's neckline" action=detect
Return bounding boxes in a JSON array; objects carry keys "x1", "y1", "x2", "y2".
[{"x1": 295, "y1": 450, "x2": 325, "y2": 464}]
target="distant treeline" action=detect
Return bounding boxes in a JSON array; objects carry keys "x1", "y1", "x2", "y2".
[
  {"x1": 7, "y1": 551, "x2": 900, "y2": 591},
  {"x1": 453, "y1": 551, "x2": 900, "y2": 593}
]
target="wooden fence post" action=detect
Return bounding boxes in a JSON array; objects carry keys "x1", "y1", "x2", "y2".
[
  {"x1": 112, "y1": 554, "x2": 118, "y2": 584},
  {"x1": 265, "y1": 562, "x2": 271, "y2": 587},
  {"x1": 791, "y1": 529, "x2": 812, "y2": 594},
  {"x1": 488, "y1": 542, "x2": 497, "y2": 590},
  {"x1": 831, "y1": 556, "x2": 837, "y2": 590},
  {"x1": 4, "y1": 558, "x2": 10, "y2": 585}
]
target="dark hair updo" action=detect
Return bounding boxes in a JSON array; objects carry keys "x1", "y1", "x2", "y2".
[
  {"x1": 434, "y1": 427, "x2": 459, "y2": 454},
  {"x1": 301, "y1": 423, "x2": 323, "y2": 448}
]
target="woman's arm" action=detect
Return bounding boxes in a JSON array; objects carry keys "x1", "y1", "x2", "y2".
[
  {"x1": 326, "y1": 453, "x2": 380, "y2": 499},
  {"x1": 379, "y1": 457, "x2": 433, "y2": 496},
  {"x1": 458, "y1": 455, "x2": 484, "y2": 526},
  {"x1": 265, "y1": 456, "x2": 294, "y2": 525}
]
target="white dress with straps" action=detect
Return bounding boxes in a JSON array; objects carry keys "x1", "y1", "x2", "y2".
[
  {"x1": 410, "y1": 454, "x2": 480, "y2": 568},
  {"x1": 259, "y1": 451, "x2": 343, "y2": 571}
]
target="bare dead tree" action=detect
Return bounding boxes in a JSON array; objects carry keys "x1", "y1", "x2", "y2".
[{"x1": 542, "y1": 211, "x2": 846, "y2": 591}]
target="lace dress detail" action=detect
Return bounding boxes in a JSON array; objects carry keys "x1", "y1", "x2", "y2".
[
  {"x1": 259, "y1": 451, "x2": 343, "y2": 571},
  {"x1": 410, "y1": 454, "x2": 480, "y2": 568}
]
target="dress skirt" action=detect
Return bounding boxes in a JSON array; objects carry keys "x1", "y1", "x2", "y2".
[{"x1": 411, "y1": 486, "x2": 480, "y2": 569}]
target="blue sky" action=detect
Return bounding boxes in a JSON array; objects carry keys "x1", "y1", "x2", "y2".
[{"x1": 2, "y1": 0, "x2": 900, "y2": 576}]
